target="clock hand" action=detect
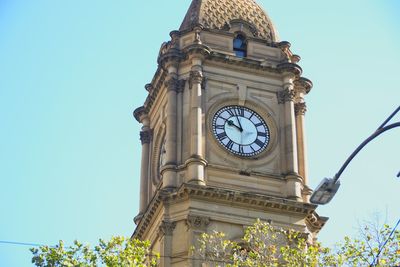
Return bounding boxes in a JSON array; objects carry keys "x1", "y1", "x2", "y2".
[
  {"x1": 227, "y1": 120, "x2": 242, "y2": 131},
  {"x1": 233, "y1": 108, "x2": 243, "y2": 132},
  {"x1": 236, "y1": 116, "x2": 243, "y2": 132}
]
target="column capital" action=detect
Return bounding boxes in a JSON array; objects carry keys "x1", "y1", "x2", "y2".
[
  {"x1": 158, "y1": 220, "x2": 176, "y2": 237},
  {"x1": 277, "y1": 88, "x2": 295, "y2": 104},
  {"x1": 295, "y1": 102, "x2": 307, "y2": 116},
  {"x1": 140, "y1": 129, "x2": 153, "y2": 145},
  {"x1": 164, "y1": 76, "x2": 179, "y2": 93},
  {"x1": 189, "y1": 70, "x2": 205, "y2": 89}
]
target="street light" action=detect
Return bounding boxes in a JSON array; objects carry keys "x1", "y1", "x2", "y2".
[{"x1": 310, "y1": 106, "x2": 400, "y2": 205}]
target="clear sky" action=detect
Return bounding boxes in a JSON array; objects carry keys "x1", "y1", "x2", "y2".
[{"x1": 0, "y1": 0, "x2": 399, "y2": 266}]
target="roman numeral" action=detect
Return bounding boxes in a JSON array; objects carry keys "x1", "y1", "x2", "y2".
[
  {"x1": 257, "y1": 131, "x2": 268, "y2": 137},
  {"x1": 236, "y1": 106, "x2": 245, "y2": 116},
  {"x1": 254, "y1": 139, "x2": 264, "y2": 147},
  {"x1": 254, "y1": 122, "x2": 264, "y2": 127},
  {"x1": 226, "y1": 140, "x2": 234, "y2": 150},
  {"x1": 248, "y1": 112, "x2": 255, "y2": 120},
  {"x1": 215, "y1": 124, "x2": 225, "y2": 130},
  {"x1": 226, "y1": 109, "x2": 235, "y2": 117},
  {"x1": 250, "y1": 145, "x2": 256, "y2": 152},
  {"x1": 239, "y1": 145, "x2": 244, "y2": 154},
  {"x1": 217, "y1": 132, "x2": 227, "y2": 140}
]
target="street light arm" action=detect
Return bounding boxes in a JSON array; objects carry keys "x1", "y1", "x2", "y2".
[{"x1": 333, "y1": 122, "x2": 400, "y2": 184}]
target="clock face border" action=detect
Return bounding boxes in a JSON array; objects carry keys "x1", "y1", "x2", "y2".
[{"x1": 211, "y1": 104, "x2": 271, "y2": 158}]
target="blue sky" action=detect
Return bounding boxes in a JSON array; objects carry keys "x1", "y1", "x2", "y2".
[{"x1": 0, "y1": 1, "x2": 399, "y2": 266}]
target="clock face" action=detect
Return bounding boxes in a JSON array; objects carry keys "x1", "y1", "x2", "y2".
[{"x1": 212, "y1": 105, "x2": 270, "y2": 157}]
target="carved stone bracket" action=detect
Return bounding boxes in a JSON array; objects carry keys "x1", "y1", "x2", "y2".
[
  {"x1": 277, "y1": 88, "x2": 295, "y2": 104},
  {"x1": 140, "y1": 129, "x2": 153, "y2": 145},
  {"x1": 158, "y1": 220, "x2": 177, "y2": 237},
  {"x1": 295, "y1": 102, "x2": 307, "y2": 116},
  {"x1": 186, "y1": 215, "x2": 210, "y2": 230},
  {"x1": 189, "y1": 71, "x2": 205, "y2": 89}
]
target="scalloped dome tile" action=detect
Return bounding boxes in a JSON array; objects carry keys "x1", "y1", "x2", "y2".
[{"x1": 180, "y1": 0, "x2": 277, "y2": 41}]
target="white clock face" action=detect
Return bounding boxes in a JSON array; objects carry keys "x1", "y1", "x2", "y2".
[{"x1": 212, "y1": 105, "x2": 270, "y2": 157}]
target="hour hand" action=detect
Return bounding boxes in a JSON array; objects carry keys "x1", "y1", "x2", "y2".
[{"x1": 227, "y1": 120, "x2": 242, "y2": 131}]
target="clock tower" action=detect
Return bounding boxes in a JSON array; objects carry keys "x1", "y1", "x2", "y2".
[{"x1": 133, "y1": 0, "x2": 327, "y2": 266}]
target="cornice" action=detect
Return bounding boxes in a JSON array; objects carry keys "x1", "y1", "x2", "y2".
[
  {"x1": 183, "y1": 43, "x2": 212, "y2": 58},
  {"x1": 277, "y1": 62, "x2": 303, "y2": 77},
  {"x1": 132, "y1": 183, "x2": 324, "y2": 239},
  {"x1": 206, "y1": 52, "x2": 281, "y2": 75},
  {"x1": 294, "y1": 77, "x2": 313, "y2": 94},
  {"x1": 133, "y1": 106, "x2": 146, "y2": 123}
]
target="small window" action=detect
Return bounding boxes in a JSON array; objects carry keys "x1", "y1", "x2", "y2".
[{"x1": 233, "y1": 34, "x2": 247, "y2": 57}]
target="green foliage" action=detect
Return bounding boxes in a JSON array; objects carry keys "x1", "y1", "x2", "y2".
[
  {"x1": 30, "y1": 236, "x2": 158, "y2": 267},
  {"x1": 194, "y1": 219, "x2": 400, "y2": 267},
  {"x1": 31, "y1": 219, "x2": 400, "y2": 266},
  {"x1": 337, "y1": 222, "x2": 400, "y2": 266}
]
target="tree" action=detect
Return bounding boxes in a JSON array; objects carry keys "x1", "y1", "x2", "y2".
[
  {"x1": 194, "y1": 219, "x2": 400, "y2": 267},
  {"x1": 30, "y1": 236, "x2": 159, "y2": 267},
  {"x1": 336, "y1": 218, "x2": 400, "y2": 266},
  {"x1": 193, "y1": 219, "x2": 337, "y2": 267},
  {"x1": 31, "y1": 219, "x2": 400, "y2": 266}
]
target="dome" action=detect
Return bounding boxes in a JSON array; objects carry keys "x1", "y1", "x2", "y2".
[{"x1": 179, "y1": 0, "x2": 278, "y2": 42}]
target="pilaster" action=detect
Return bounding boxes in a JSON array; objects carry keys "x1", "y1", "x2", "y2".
[
  {"x1": 186, "y1": 215, "x2": 210, "y2": 267},
  {"x1": 277, "y1": 70, "x2": 301, "y2": 201},
  {"x1": 294, "y1": 77, "x2": 313, "y2": 202},
  {"x1": 158, "y1": 220, "x2": 177, "y2": 267},
  {"x1": 162, "y1": 70, "x2": 179, "y2": 190},
  {"x1": 134, "y1": 107, "x2": 152, "y2": 223},
  {"x1": 185, "y1": 58, "x2": 207, "y2": 186}
]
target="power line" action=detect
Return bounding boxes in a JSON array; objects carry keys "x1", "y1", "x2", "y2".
[
  {"x1": 370, "y1": 218, "x2": 400, "y2": 267},
  {"x1": 0, "y1": 240, "x2": 47, "y2": 247}
]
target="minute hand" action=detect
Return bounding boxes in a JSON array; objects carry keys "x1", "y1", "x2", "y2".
[
  {"x1": 236, "y1": 117, "x2": 243, "y2": 132},
  {"x1": 233, "y1": 109, "x2": 243, "y2": 132}
]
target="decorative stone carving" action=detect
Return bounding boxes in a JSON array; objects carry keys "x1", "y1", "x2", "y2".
[
  {"x1": 193, "y1": 25, "x2": 202, "y2": 44},
  {"x1": 145, "y1": 83, "x2": 153, "y2": 93},
  {"x1": 277, "y1": 88, "x2": 295, "y2": 104},
  {"x1": 159, "y1": 220, "x2": 176, "y2": 236},
  {"x1": 186, "y1": 215, "x2": 210, "y2": 230},
  {"x1": 169, "y1": 30, "x2": 180, "y2": 49},
  {"x1": 295, "y1": 102, "x2": 307, "y2": 116},
  {"x1": 140, "y1": 130, "x2": 153, "y2": 145},
  {"x1": 189, "y1": 70, "x2": 204, "y2": 89},
  {"x1": 164, "y1": 76, "x2": 179, "y2": 92},
  {"x1": 158, "y1": 41, "x2": 170, "y2": 60}
]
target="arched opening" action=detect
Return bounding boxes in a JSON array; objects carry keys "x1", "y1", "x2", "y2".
[{"x1": 233, "y1": 34, "x2": 247, "y2": 57}]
